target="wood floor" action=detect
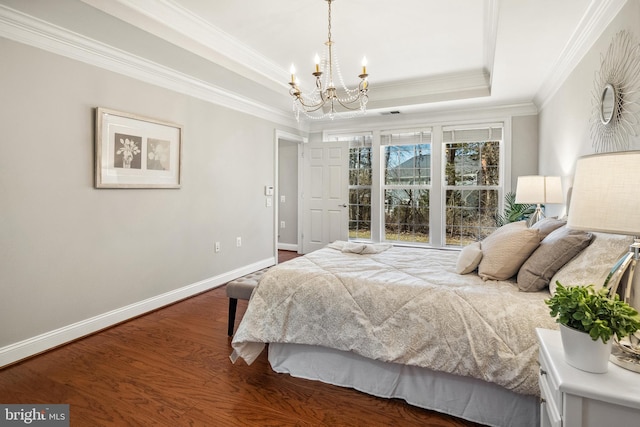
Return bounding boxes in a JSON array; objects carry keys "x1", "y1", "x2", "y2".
[{"x1": 0, "y1": 251, "x2": 482, "y2": 426}]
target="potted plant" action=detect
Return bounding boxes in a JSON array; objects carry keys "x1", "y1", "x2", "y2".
[
  {"x1": 545, "y1": 282, "x2": 640, "y2": 373},
  {"x1": 494, "y1": 191, "x2": 535, "y2": 227}
]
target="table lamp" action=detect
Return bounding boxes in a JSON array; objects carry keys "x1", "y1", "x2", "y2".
[
  {"x1": 515, "y1": 175, "x2": 563, "y2": 225},
  {"x1": 567, "y1": 150, "x2": 640, "y2": 372}
]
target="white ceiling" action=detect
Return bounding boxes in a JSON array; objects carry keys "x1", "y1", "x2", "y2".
[{"x1": 77, "y1": 0, "x2": 610, "y2": 120}]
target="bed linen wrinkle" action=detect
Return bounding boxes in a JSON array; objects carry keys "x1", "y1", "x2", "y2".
[
  {"x1": 232, "y1": 245, "x2": 559, "y2": 396},
  {"x1": 453, "y1": 291, "x2": 520, "y2": 357}
]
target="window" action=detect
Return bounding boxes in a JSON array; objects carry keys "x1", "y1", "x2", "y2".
[
  {"x1": 381, "y1": 130, "x2": 431, "y2": 244},
  {"x1": 443, "y1": 126, "x2": 503, "y2": 246},
  {"x1": 349, "y1": 139, "x2": 372, "y2": 240},
  {"x1": 325, "y1": 122, "x2": 506, "y2": 248}
]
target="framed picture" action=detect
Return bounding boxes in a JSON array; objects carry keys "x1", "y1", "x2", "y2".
[{"x1": 95, "y1": 107, "x2": 183, "y2": 188}]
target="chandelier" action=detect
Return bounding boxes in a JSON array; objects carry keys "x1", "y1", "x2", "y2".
[{"x1": 288, "y1": 0, "x2": 369, "y2": 121}]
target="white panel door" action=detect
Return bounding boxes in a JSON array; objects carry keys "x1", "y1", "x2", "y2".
[{"x1": 302, "y1": 141, "x2": 348, "y2": 254}]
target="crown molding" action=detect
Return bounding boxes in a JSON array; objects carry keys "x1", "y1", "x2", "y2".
[
  {"x1": 534, "y1": 0, "x2": 628, "y2": 110},
  {"x1": 0, "y1": 5, "x2": 300, "y2": 130},
  {"x1": 80, "y1": 0, "x2": 288, "y2": 94}
]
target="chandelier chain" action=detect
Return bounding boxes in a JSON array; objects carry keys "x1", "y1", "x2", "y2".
[{"x1": 327, "y1": 0, "x2": 332, "y2": 43}]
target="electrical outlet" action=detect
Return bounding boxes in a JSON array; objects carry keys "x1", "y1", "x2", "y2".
[
  {"x1": 215, "y1": 242, "x2": 220, "y2": 252},
  {"x1": 280, "y1": 221, "x2": 286, "y2": 229},
  {"x1": 266, "y1": 197, "x2": 272, "y2": 207},
  {"x1": 280, "y1": 195, "x2": 286, "y2": 203},
  {"x1": 236, "y1": 237, "x2": 242, "y2": 247}
]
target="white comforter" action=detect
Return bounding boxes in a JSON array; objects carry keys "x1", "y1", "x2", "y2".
[{"x1": 231, "y1": 243, "x2": 559, "y2": 396}]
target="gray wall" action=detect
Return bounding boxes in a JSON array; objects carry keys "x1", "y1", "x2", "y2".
[
  {"x1": 511, "y1": 115, "x2": 539, "y2": 190},
  {"x1": 0, "y1": 38, "x2": 287, "y2": 354},
  {"x1": 539, "y1": 0, "x2": 640, "y2": 218},
  {"x1": 278, "y1": 140, "x2": 299, "y2": 248}
]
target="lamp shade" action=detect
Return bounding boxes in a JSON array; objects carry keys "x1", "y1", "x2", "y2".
[
  {"x1": 515, "y1": 175, "x2": 563, "y2": 204},
  {"x1": 567, "y1": 151, "x2": 640, "y2": 235},
  {"x1": 544, "y1": 176, "x2": 564, "y2": 204}
]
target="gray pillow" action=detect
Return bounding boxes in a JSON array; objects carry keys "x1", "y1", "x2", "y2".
[
  {"x1": 517, "y1": 226, "x2": 593, "y2": 292},
  {"x1": 530, "y1": 217, "x2": 566, "y2": 239}
]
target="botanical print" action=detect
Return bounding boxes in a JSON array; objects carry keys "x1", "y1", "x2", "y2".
[
  {"x1": 114, "y1": 133, "x2": 142, "y2": 169},
  {"x1": 147, "y1": 138, "x2": 171, "y2": 171},
  {"x1": 96, "y1": 107, "x2": 181, "y2": 188}
]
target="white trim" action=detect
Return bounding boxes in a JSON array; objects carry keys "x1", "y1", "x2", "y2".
[
  {"x1": 0, "y1": 258, "x2": 275, "y2": 368},
  {"x1": 483, "y1": 0, "x2": 500, "y2": 88},
  {"x1": 277, "y1": 243, "x2": 299, "y2": 251},
  {"x1": 0, "y1": 4, "x2": 301, "y2": 130},
  {"x1": 534, "y1": 0, "x2": 627, "y2": 110}
]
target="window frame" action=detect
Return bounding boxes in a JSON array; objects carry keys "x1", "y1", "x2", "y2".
[
  {"x1": 323, "y1": 120, "x2": 511, "y2": 248},
  {"x1": 380, "y1": 129, "x2": 432, "y2": 245}
]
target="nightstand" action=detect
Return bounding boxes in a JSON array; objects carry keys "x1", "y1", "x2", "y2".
[{"x1": 536, "y1": 328, "x2": 640, "y2": 427}]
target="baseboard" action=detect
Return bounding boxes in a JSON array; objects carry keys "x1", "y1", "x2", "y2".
[
  {"x1": 277, "y1": 243, "x2": 298, "y2": 252},
  {"x1": 0, "y1": 257, "x2": 275, "y2": 368}
]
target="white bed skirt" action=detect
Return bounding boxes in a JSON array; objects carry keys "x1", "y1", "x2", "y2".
[{"x1": 268, "y1": 343, "x2": 539, "y2": 427}]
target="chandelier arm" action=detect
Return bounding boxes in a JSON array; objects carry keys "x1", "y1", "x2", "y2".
[
  {"x1": 334, "y1": 97, "x2": 368, "y2": 111},
  {"x1": 294, "y1": 100, "x2": 328, "y2": 113}
]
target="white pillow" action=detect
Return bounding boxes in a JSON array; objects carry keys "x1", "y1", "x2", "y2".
[
  {"x1": 456, "y1": 242, "x2": 483, "y2": 274},
  {"x1": 549, "y1": 232, "x2": 633, "y2": 294}
]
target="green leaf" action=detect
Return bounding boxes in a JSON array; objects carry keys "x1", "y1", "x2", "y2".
[{"x1": 545, "y1": 282, "x2": 640, "y2": 343}]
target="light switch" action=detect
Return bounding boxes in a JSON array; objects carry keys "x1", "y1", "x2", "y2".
[{"x1": 265, "y1": 185, "x2": 274, "y2": 196}]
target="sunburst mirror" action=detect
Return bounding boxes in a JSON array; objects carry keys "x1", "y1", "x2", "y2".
[{"x1": 589, "y1": 30, "x2": 640, "y2": 152}]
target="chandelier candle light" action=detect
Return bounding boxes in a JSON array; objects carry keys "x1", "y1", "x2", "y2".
[{"x1": 288, "y1": 0, "x2": 369, "y2": 121}]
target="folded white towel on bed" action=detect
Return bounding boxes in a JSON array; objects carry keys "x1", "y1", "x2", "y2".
[{"x1": 328, "y1": 240, "x2": 392, "y2": 254}]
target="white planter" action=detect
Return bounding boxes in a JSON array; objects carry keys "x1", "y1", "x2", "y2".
[{"x1": 560, "y1": 324, "x2": 613, "y2": 373}]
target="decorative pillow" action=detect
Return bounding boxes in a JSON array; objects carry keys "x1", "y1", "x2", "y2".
[
  {"x1": 549, "y1": 232, "x2": 633, "y2": 294},
  {"x1": 477, "y1": 221, "x2": 541, "y2": 281},
  {"x1": 530, "y1": 217, "x2": 566, "y2": 239},
  {"x1": 455, "y1": 241, "x2": 483, "y2": 274},
  {"x1": 517, "y1": 226, "x2": 593, "y2": 292}
]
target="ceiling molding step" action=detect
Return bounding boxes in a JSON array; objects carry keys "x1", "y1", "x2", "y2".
[
  {"x1": 80, "y1": 0, "x2": 288, "y2": 94},
  {"x1": 307, "y1": 102, "x2": 538, "y2": 133},
  {"x1": 534, "y1": 0, "x2": 628, "y2": 110},
  {"x1": 483, "y1": 0, "x2": 500, "y2": 88},
  {"x1": 370, "y1": 70, "x2": 491, "y2": 107},
  {"x1": 0, "y1": 5, "x2": 299, "y2": 130},
  {"x1": 366, "y1": 70, "x2": 490, "y2": 110}
]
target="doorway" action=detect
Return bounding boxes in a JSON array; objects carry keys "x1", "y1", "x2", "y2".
[{"x1": 277, "y1": 138, "x2": 299, "y2": 252}]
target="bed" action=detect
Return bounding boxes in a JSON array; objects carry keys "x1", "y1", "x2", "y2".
[{"x1": 230, "y1": 223, "x2": 633, "y2": 427}]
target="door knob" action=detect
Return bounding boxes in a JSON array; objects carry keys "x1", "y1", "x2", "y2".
[{"x1": 338, "y1": 204, "x2": 347, "y2": 208}]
